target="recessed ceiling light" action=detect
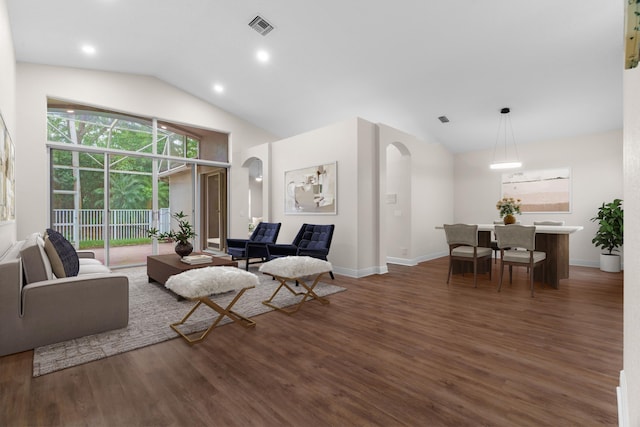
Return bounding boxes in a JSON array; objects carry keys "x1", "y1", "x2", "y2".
[
  {"x1": 66, "y1": 109, "x2": 75, "y2": 113},
  {"x1": 213, "y1": 84, "x2": 224, "y2": 94},
  {"x1": 81, "y1": 44, "x2": 96, "y2": 55},
  {"x1": 256, "y1": 50, "x2": 270, "y2": 63}
]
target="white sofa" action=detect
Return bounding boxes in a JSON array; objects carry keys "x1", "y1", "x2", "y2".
[{"x1": 0, "y1": 232, "x2": 129, "y2": 357}]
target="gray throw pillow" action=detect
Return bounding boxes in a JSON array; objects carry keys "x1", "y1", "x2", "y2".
[{"x1": 45, "y1": 228, "x2": 79, "y2": 277}]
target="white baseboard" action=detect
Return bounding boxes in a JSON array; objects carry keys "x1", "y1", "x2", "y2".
[
  {"x1": 416, "y1": 252, "x2": 448, "y2": 263},
  {"x1": 618, "y1": 370, "x2": 628, "y2": 427},
  {"x1": 387, "y1": 251, "x2": 448, "y2": 267},
  {"x1": 387, "y1": 256, "x2": 418, "y2": 266},
  {"x1": 333, "y1": 264, "x2": 388, "y2": 278}
]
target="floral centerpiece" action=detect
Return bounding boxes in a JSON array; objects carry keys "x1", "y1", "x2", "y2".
[{"x1": 496, "y1": 197, "x2": 521, "y2": 224}]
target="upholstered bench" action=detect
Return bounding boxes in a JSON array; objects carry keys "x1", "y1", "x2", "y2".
[
  {"x1": 259, "y1": 256, "x2": 333, "y2": 315},
  {"x1": 165, "y1": 266, "x2": 258, "y2": 344}
]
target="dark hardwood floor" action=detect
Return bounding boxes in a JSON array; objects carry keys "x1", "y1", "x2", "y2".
[{"x1": 0, "y1": 258, "x2": 623, "y2": 426}]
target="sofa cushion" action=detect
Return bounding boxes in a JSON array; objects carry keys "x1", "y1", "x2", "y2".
[
  {"x1": 44, "y1": 237, "x2": 65, "y2": 278},
  {"x1": 20, "y1": 233, "x2": 54, "y2": 284},
  {"x1": 78, "y1": 258, "x2": 111, "y2": 275},
  {"x1": 0, "y1": 240, "x2": 26, "y2": 262},
  {"x1": 78, "y1": 262, "x2": 112, "y2": 275},
  {"x1": 44, "y1": 228, "x2": 79, "y2": 278}
]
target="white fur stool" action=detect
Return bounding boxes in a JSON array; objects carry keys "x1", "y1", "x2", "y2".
[
  {"x1": 259, "y1": 256, "x2": 333, "y2": 315},
  {"x1": 165, "y1": 266, "x2": 259, "y2": 344}
]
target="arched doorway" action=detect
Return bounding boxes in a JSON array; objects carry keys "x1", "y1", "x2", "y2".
[
  {"x1": 245, "y1": 157, "x2": 263, "y2": 233},
  {"x1": 385, "y1": 142, "x2": 412, "y2": 264}
]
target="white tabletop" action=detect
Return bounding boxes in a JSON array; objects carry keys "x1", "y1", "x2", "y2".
[{"x1": 436, "y1": 224, "x2": 583, "y2": 234}]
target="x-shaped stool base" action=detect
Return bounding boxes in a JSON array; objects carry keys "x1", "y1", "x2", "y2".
[
  {"x1": 171, "y1": 286, "x2": 256, "y2": 344},
  {"x1": 262, "y1": 272, "x2": 329, "y2": 315}
]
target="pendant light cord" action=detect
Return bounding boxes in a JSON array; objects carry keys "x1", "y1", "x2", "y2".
[{"x1": 491, "y1": 107, "x2": 519, "y2": 166}]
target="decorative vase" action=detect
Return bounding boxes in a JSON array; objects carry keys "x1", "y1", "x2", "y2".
[
  {"x1": 503, "y1": 214, "x2": 516, "y2": 225},
  {"x1": 175, "y1": 241, "x2": 193, "y2": 257}
]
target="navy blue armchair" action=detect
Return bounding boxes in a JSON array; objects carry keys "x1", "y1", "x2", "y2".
[
  {"x1": 267, "y1": 223, "x2": 335, "y2": 279},
  {"x1": 227, "y1": 222, "x2": 281, "y2": 270}
]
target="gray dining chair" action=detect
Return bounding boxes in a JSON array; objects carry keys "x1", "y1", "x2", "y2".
[
  {"x1": 490, "y1": 220, "x2": 504, "y2": 263},
  {"x1": 494, "y1": 224, "x2": 546, "y2": 297},
  {"x1": 490, "y1": 220, "x2": 521, "y2": 263},
  {"x1": 443, "y1": 224, "x2": 492, "y2": 288}
]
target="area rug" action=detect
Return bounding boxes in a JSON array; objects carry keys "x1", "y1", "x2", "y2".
[{"x1": 33, "y1": 266, "x2": 345, "y2": 377}]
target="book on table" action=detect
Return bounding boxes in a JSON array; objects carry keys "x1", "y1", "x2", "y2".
[{"x1": 181, "y1": 254, "x2": 213, "y2": 265}]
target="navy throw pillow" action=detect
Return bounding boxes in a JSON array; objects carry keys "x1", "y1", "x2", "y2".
[{"x1": 45, "y1": 228, "x2": 79, "y2": 277}]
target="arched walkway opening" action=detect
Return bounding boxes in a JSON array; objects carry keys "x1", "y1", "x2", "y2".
[
  {"x1": 385, "y1": 142, "x2": 412, "y2": 264},
  {"x1": 244, "y1": 157, "x2": 263, "y2": 233}
]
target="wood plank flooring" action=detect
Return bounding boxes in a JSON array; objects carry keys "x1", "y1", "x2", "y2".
[{"x1": 0, "y1": 258, "x2": 623, "y2": 426}]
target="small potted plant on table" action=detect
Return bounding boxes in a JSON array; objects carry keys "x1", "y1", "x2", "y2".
[{"x1": 148, "y1": 211, "x2": 197, "y2": 257}]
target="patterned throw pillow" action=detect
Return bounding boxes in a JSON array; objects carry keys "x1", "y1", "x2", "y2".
[{"x1": 44, "y1": 228, "x2": 79, "y2": 277}]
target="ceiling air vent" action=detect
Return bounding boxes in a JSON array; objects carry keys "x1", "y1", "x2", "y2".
[{"x1": 249, "y1": 16, "x2": 274, "y2": 36}]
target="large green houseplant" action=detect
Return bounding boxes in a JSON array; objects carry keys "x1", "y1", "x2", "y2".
[
  {"x1": 148, "y1": 211, "x2": 197, "y2": 257},
  {"x1": 590, "y1": 198, "x2": 623, "y2": 272}
]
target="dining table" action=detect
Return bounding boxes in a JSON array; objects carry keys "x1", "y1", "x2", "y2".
[{"x1": 437, "y1": 224, "x2": 583, "y2": 288}]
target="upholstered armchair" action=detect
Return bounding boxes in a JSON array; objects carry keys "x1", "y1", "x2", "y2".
[
  {"x1": 266, "y1": 223, "x2": 335, "y2": 279},
  {"x1": 227, "y1": 222, "x2": 281, "y2": 270}
]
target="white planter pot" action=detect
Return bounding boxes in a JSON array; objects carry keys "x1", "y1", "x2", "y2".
[{"x1": 600, "y1": 253, "x2": 621, "y2": 273}]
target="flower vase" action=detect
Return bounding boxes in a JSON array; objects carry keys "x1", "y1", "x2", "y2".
[
  {"x1": 503, "y1": 214, "x2": 516, "y2": 225},
  {"x1": 175, "y1": 242, "x2": 193, "y2": 257}
]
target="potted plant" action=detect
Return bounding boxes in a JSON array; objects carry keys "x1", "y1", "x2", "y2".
[
  {"x1": 496, "y1": 197, "x2": 522, "y2": 224},
  {"x1": 590, "y1": 198, "x2": 623, "y2": 272},
  {"x1": 148, "y1": 211, "x2": 197, "y2": 257}
]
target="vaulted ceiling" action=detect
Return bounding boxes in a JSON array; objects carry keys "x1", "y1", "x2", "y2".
[{"x1": 6, "y1": 0, "x2": 624, "y2": 153}]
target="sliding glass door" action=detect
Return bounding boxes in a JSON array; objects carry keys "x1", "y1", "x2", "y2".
[
  {"x1": 50, "y1": 148, "x2": 107, "y2": 263},
  {"x1": 108, "y1": 154, "x2": 154, "y2": 267}
]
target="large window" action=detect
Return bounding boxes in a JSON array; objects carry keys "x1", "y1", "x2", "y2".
[
  {"x1": 47, "y1": 102, "x2": 229, "y2": 267},
  {"x1": 48, "y1": 109, "x2": 199, "y2": 161}
]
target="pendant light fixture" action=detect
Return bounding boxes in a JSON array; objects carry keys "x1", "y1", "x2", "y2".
[{"x1": 489, "y1": 107, "x2": 522, "y2": 170}]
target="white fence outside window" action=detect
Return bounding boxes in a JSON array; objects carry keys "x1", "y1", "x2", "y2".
[{"x1": 53, "y1": 208, "x2": 170, "y2": 244}]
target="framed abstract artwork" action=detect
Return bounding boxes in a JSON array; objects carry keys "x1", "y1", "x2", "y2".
[
  {"x1": 0, "y1": 112, "x2": 15, "y2": 223},
  {"x1": 501, "y1": 168, "x2": 571, "y2": 213},
  {"x1": 284, "y1": 162, "x2": 336, "y2": 215}
]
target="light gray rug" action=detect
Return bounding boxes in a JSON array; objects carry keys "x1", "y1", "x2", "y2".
[{"x1": 33, "y1": 266, "x2": 345, "y2": 377}]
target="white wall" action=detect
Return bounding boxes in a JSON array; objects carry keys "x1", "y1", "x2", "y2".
[
  {"x1": 14, "y1": 63, "x2": 277, "y2": 239},
  {"x1": 241, "y1": 119, "x2": 455, "y2": 277},
  {"x1": 0, "y1": 0, "x2": 16, "y2": 252},
  {"x1": 356, "y1": 119, "x2": 380, "y2": 275},
  {"x1": 454, "y1": 130, "x2": 623, "y2": 266},
  {"x1": 622, "y1": 66, "x2": 640, "y2": 426},
  {"x1": 378, "y1": 124, "x2": 455, "y2": 266},
  {"x1": 269, "y1": 118, "x2": 365, "y2": 276}
]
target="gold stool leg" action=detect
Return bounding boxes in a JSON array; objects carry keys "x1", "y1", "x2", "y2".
[
  {"x1": 171, "y1": 286, "x2": 256, "y2": 344},
  {"x1": 262, "y1": 272, "x2": 329, "y2": 315}
]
